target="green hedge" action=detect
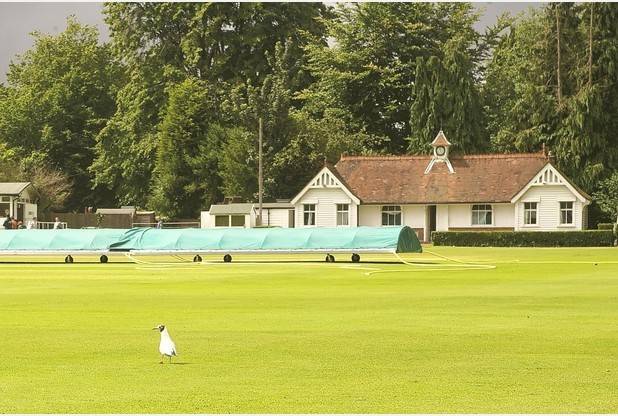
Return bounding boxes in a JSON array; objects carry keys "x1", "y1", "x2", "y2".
[
  {"x1": 597, "y1": 223, "x2": 615, "y2": 231},
  {"x1": 432, "y1": 230, "x2": 615, "y2": 247}
]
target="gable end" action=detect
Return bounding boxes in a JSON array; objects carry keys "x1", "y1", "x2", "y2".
[
  {"x1": 511, "y1": 163, "x2": 590, "y2": 204},
  {"x1": 291, "y1": 166, "x2": 360, "y2": 205}
]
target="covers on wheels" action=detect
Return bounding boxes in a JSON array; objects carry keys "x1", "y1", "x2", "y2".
[
  {"x1": 0, "y1": 226, "x2": 422, "y2": 254},
  {"x1": 109, "y1": 226, "x2": 422, "y2": 253},
  {"x1": 0, "y1": 229, "x2": 127, "y2": 251}
]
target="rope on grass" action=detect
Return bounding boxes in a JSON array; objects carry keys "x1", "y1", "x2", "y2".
[
  {"x1": 361, "y1": 251, "x2": 497, "y2": 276},
  {"x1": 397, "y1": 251, "x2": 495, "y2": 270},
  {"x1": 125, "y1": 252, "x2": 206, "y2": 267}
]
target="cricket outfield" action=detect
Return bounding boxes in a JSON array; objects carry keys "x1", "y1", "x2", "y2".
[{"x1": 1, "y1": 247, "x2": 617, "y2": 412}]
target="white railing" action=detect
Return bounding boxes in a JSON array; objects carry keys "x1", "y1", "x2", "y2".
[{"x1": 36, "y1": 221, "x2": 68, "y2": 229}]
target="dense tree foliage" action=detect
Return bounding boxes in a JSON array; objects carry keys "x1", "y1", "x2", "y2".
[
  {"x1": 408, "y1": 37, "x2": 486, "y2": 154},
  {"x1": 149, "y1": 78, "x2": 222, "y2": 218},
  {"x1": 300, "y1": 3, "x2": 483, "y2": 153},
  {"x1": 0, "y1": 3, "x2": 617, "y2": 223},
  {"x1": 93, "y1": 2, "x2": 331, "y2": 216},
  {"x1": 485, "y1": 3, "x2": 618, "y2": 192},
  {"x1": 0, "y1": 19, "x2": 120, "y2": 209},
  {"x1": 593, "y1": 172, "x2": 618, "y2": 224}
]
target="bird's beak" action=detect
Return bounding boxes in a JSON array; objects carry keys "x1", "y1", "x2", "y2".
[{"x1": 152, "y1": 327, "x2": 159, "y2": 330}]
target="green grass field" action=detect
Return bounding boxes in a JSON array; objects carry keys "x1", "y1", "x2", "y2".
[{"x1": 1, "y1": 247, "x2": 617, "y2": 413}]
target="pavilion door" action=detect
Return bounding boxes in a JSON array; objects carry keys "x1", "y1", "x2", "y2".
[
  {"x1": 17, "y1": 203, "x2": 24, "y2": 221},
  {"x1": 428, "y1": 205, "x2": 437, "y2": 241}
]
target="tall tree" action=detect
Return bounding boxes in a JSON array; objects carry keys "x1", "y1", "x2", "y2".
[
  {"x1": 219, "y1": 40, "x2": 314, "y2": 200},
  {"x1": 484, "y1": 4, "x2": 618, "y2": 190},
  {"x1": 556, "y1": 3, "x2": 618, "y2": 188},
  {"x1": 149, "y1": 78, "x2": 220, "y2": 218},
  {"x1": 302, "y1": 2, "x2": 482, "y2": 153},
  {"x1": 95, "y1": 2, "x2": 329, "y2": 206},
  {"x1": 0, "y1": 18, "x2": 120, "y2": 210},
  {"x1": 408, "y1": 36, "x2": 487, "y2": 154}
]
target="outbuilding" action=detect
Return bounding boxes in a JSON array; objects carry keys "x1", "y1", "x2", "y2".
[{"x1": 0, "y1": 182, "x2": 37, "y2": 223}]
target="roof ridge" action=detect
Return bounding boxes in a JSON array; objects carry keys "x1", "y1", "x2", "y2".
[{"x1": 339, "y1": 151, "x2": 546, "y2": 161}]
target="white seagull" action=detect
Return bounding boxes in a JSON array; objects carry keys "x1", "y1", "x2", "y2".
[{"x1": 152, "y1": 324, "x2": 177, "y2": 364}]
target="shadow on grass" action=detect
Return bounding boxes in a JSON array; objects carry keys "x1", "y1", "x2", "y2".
[
  {"x1": 0, "y1": 261, "x2": 133, "y2": 264},
  {"x1": 213, "y1": 260, "x2": 437, "y2": 265},
  {"x1": 0, "y1": 259, "x2": 438, "y2": 265}
]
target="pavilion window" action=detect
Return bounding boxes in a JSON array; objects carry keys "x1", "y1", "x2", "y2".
[
  {"x1": 471, "y1": 204, "x2": 493, "y2": 225},
  {"x1": 381, "y1": 205, "x2": 402, "y2": 226},
  {"x1": 336, "y1": 204, "x2": 349, "y2": 226},
  {"x1": 303, "y1": 204, "x2": 316, "y2": 226},
  {"x1": 560, "y1": 201, "x2": 573, "y2": 225},
  {"x1": 524, "y1": 202, "x2": 538, "y2": 225}
]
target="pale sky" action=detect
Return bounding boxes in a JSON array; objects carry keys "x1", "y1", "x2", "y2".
[{"x1": 0, "y1": 2, "x2": 539, "y2": 83}]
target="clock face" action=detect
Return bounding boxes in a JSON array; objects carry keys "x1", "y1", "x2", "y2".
[{"x1": 436, "y1": 146, "x2": 446, "y2": 156}]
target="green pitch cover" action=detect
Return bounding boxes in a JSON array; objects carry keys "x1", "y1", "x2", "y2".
[
  {"x1": 0, "y1": 229, "x2": 127, "y2": 251},
  {"x1": 109, "y1": 226, "x2": 422, "y2": 253}
]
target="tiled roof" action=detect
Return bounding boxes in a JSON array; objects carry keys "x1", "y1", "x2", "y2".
[{"x1": 334, "y1": 152, "x2": 550, "y2": 204}]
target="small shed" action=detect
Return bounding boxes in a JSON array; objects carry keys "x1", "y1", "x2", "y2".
[
  {"x1": 203, "y1": 203, "x2": 255, "y2": 228},
  {"x1": 201, "y1": 201, "x2": 295, "y2": 228},
  {"x1": 95, "y1": 208, "x2": 135, "y2": 228},
  {"x1": 0, "y1": 182, "x2": 37, "y2": 222}
]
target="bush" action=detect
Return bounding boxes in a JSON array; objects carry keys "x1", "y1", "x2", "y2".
[
  {"x1": 597, "y1": 223, "x2": 615, "y2": 231},
  {"x1": 432, "y1": 230, "x2": 615, "y2": 247}
]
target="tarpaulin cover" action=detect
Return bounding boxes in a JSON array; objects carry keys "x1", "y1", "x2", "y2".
[
  {"x1": 109, "y1": 226, "x2": 422, "y2": 253},
  {"x1": 0, "y1": 229, "x2": 127, "y2": 251},
  {"x1": 0, "y1": 226, "x2": 422, "y2": 253}
]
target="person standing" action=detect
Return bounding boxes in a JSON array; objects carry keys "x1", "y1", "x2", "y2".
[
  {"x1": 26, "y1": 217, "x2": 38, "y2": 229},
  {"x1": 2, "y1": 216, "x2": 11, "y2": 230},
  {"x1": 53, "y1": 217, "x2": 62, "y2": 229}
]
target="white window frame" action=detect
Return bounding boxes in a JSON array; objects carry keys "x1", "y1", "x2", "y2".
[
  {"x1": 336, "y1": 204, "x2": 349, "y2": 226},
  {"x1": 381, "y1": 205, "x2": 402, "y2": 226},
  {"x1": 303, "y1": 204, "x2": 316, "y2": 226},
  {"x1": 559, "y1": 201, "x2": 574, "y2": 225},
  {"x1": 523, "y1": 202, "x2": 538, "y2": 226},
  {"x1": 471, "y1": 204, "x2": 493, "y2": 226}
]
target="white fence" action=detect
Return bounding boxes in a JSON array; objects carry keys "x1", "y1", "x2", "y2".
[{"x1": 36, "y1": 221, "x2": 68, "y2": 229}]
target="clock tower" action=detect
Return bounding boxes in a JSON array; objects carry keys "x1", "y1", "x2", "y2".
[{"x1": 424, "y1": 130, "x2": 454, "y2": 174}]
